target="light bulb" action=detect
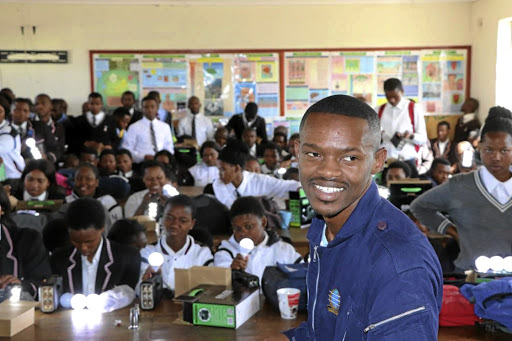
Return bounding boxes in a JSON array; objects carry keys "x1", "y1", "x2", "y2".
[
  {"x1": 378, "y1": 186, "x2": 390, "y2": 199},
  {"x1": 277, "y1": 167, "x2": 287, "y2": 175},
  {"x1": 86, "y1": 294, "x2": 103, "y2": 311},
  {"x1": 70, "y1": 294, "x2": 87, "y2": 310},
  {"x1": 26, "y1": 138, "x2": 36, "y2": 148},
  {"x1": 475, "y1": 256, "x2": 491, "y2": 272},
  {"x1": 148, "y1": 252, "x2": 164, "y2": 271},
  {"x1": 10, "y1": 286, "x2": 21, "y2": 302},
  {"x1": 60, "y1": 292, "x2": 73, "y2": 309},
  {"x1": 503, "y1": 256, "x2": 512, "y2": 272},
  {"x1": 490, "y1": 256, "x2": 504, "y2": 272},
  {"x1": 163, "y1": 184, "x2": 178, "y2": 197},
  {"x1": 239, "y1": 238, "x2": 254, "y2": 257},
  {"x1": 148, "y1": 202, "x2": 158, "y2": 220}
]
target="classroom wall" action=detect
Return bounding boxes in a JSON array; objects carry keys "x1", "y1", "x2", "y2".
[
  {"x1": 0, "y1": 2, "x2": 472, "y2": 114},
  {"x1": 471, "y1": 0, "x2": 512, "y2": 120}
]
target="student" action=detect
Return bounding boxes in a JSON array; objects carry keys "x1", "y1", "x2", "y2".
[
  {"x1": 80, "y1": 147, "x2": 99, "y2": 166},
  {"x1": 281, "y1": 133, "x2": 300, "y2": 168},
  {"x1": 177, "y1": 96, "x2": 215, "y2": 147},
  {"x1": 12, "y1": 98, "x2": 61, "y2": 163},
  {"x1": 260, "y1": 143, "x2": 282, "y2": 178},
  {"x1": 454, "y1": 97, "x2": 481, "y2": 144},
  {"x1": 187, "y1": 141, "x2": 220, "y2": 187},
  {"x1": 272, "y1": 131, "x2": 289, "y2": 157},
  {"x1": 214, "y1": 126, "x2": 228, "y2": 147},
  {"x1": 383, "y1": 160, "x2": 412, "y2": 187},
  {"x1": 431, "y1": 121, "x2": 457, "y2": 165},
  {"x1": 286, "y1": 95, "x2": 441, "y2": 340},
  {"x1": 120, "y1": 91, "x2": 143, "y2": 124},
  {"x1": 378, "y1": 78, "x2": 428, "y2": 173},
  {"x1": 124, "y1": 160, "x2": 179, "y2": 218},
  {"x1": 154, "y1": 150, "x2": 177, "y2": 170},
  {"x1": 226, "y1": 102, "x2": 268, "y2": 142},
  {"x1": 0, "y1": 184, "x2": 51, "y2": 299},
  {"x1": 242, "y1": 127, "x2": 264, "y2": 157},
  {"x1": 69, "y1": 92, "x2": 117, "y2": 154},
  {"x1": 121, "y1": 96, "x2": 174, "y2": 164},
  {"x1": 51, "y1": 98, "x2": 69, "y2": 124},
  {"x1": 147, "y1": 91, "x2": 174, "y2": 129},
  {"x1": 453, "y1": 141, "x2": 477, "y2": 174},
  {"x1": 0, "y1": 95, "x2": 25, "y2": 179},
  {"x1": 107, "y1": 219, "x2": 147, "y2": 251},
  {"x1": 13, "y1": 159, "x2": 66, "y2": 201},
  {"x1": 34, "y1": 94, "x2": 66, "y2": 159},
  {"x1": 420, "y1": 158, "x2": 452, "y2": 187},
  {"x1": 50, "y1": 198, "x2": 141, "y2": 295},
  {"x1": 214, "y1": 196, "x2": 301, "y2": 282},
  {"x1": 112, "y1": 107, "x2": 131, "y2": 151},
  {"x1": 245, "y1": 156, "x2": 261, "y2": 174},
  {"x1": 116, "y1": 149, "x2": 135, "y2": 178},
  {"x1": 140, "y1": 195, "x2": 213, "y2": 293},
  {"x1": 411, "y1": 111, "x2": 512, "y2": 271},
  {"x1": 98, "y1": 149, "x2": 119, "y2": 177},
  {"x1": 204, "y1": 139, "x2": 299, "y2": 208}
]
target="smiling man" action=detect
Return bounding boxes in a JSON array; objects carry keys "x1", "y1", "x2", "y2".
[{"x1": 285, "y1": 95, "x2": 442, "y2": 341}]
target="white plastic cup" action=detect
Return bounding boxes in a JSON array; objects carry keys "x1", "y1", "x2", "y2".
[{"x1": 276, "y1": 288, "x2": 300, "y2": 319}]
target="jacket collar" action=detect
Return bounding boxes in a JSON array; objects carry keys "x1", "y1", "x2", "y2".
[
  {"x1": 308, "y1": 181, "x2": 381, "y2": 246},
  {"x1": 1, "y1": 225, "x2": 18, "y2": 278}
]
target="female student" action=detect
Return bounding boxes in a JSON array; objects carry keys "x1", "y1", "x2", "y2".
[{"x1": 13, "y1": 159, "x2": 66, "y2": 201}]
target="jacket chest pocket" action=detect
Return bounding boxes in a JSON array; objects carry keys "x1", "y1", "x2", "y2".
[{"x1": 333, "y1": 296, "x2": 365, "y2": 341}]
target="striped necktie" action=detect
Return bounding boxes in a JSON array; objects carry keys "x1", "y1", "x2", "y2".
[
  {"x1": 150, "y1": 121, "x2": 158, "y2": 153},
  {"x1": 191, "y1": 115, "x2": 196, "y2": 140}
]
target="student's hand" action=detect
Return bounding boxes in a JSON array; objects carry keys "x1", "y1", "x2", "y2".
[
  {"x1": 142, "y1": 266, "x2": 161, "y2": 281},
  {"x1": 403, "y1": 131, "x2": 412, "y2": 139},
  {"x1": 144, "y1": 155, "x2": 154, "y2": 160},
  {"x1": 230, "y1": 254, "x2": 248, "y2": 271},
  {"x1": 446, "y1": 225, "x2": 459, "y2": 242},
  {"x1": 0, "y1": 275, "x2": 21, "y2": 289},
  {"x1": 84, "y1": 140, "x2": 99, "y2": 149}
]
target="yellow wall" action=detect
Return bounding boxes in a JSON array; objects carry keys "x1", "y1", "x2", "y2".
[
  {"x1": 0, "y1": 2, "x2": 472, "y2": 114},
  {"x1": 471, "y1": 0, "x2": 512, "y2": 120}
]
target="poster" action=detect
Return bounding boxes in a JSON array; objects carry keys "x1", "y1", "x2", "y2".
[
  {"x1": 234, "y1": 83, "x2": 256, "y2": 114},
  {"x1": 203, "y1": 62, "x2": 223, "y2": 99}
]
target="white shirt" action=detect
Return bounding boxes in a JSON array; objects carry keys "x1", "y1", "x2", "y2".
[
  {"x1": 480, "y1": 166, "x2": 512, "y2": 205},
  {"x1": 0, "y1": 122, "x2": 25, "y2": 179},
  {"x1": 140, "y1": 235, "x2": 212, "y2": 290},
  {"x1": 65, "y1": 192, "x2": 122, "y2": 229},
  {"x1": 188, "y1": 162, "x2": 219, "y2": 187},
  {"x1": 11, "y1": 121, "x2": 28, "y2": 136},
  {"x1": 23, "y1": 190, "x2": 48, "y2": 201},
  {"x1": 86, "y1": 111, "x2": 106, "y2": 127},
  {"x1": 249, "y1": 144, "x2": 257, "y2": 157},
  {"x1": 122, "y1": 117, "x2": 175, "y2": 163},
  {"x1": 378, "y1": 98, "x2": 428, "y2": 160},
  {"x1": 81, "y1": 237, "x2": 103, "y2": 296},
  {"x1": 214, "y1": 233, "x2": 302, "y2": 284},
  {"x1": 124, "y1": 186, "x2": 179, "y2": 218},
  {"x1": 211, "y1": 170, "x2": 300, "y2": 208},
  {"x1": 177, "y1": 112, "x2": 214, "y2": 147},
  {"x1": 438, "y1": 139, "x2": 449, "y2": 157}
]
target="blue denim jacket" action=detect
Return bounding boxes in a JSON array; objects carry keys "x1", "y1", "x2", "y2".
[{"x1": 285, "y1": 182, "x2": 443, "y2": 341}]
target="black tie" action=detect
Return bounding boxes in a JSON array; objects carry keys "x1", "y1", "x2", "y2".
[
  {"x1": 92, "y1": 114, "x2": 97, "y2": 127},
  {"x1": 191, "y1": 116, "x2": 196, "y2": 140},
  {"x1": 150, "y1": 121, "x2": 158, "y2": 153},
  {"x1": 236, "y1": 190, "x2": 241, "y2": 198}
]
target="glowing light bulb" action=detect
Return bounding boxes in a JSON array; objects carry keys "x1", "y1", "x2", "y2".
[
  {"x1": 148, "y1": 202, "x2": 158, "y2": 220},
  {"x1": 503, "y1": 256, "x2": 512, "y2": 272},
  {"x1": 60, "y1": 292, "x2": 73, "y2": 309},
  {"x1": 25, "y1": 138, "x2": 42, "y2": 159},
  {"x1": 10, "y1": 286, "x2": 21, "y2": 302},
  {"x1": 70, "y1": 294, "x2": 87, "y2": 310},
  {"x1": 239, "y1": 238, "x2": 254, "y2": 257},
  {"x1": 148, "y1": 252, "x2": 164, "y2": 271},
  {"x1": 475, "y1": 256, "x2": 491, "y2": 272},
  {"x1": 490, "y1": 256, "x2": 504, "y2": 272},
  {"x1": 277, "y1": 168, "x2": 287, "y2": 175},
  {"x1": 86, "y1": 294, "x2": 103, "y2": 311},
  {"x1": 26, "y1": 138, "x2": 36, "y2": 148},
  {"x1": 378, "y1": 186, "x2": 390, "y2": 199},
  {"x1": 163, "y1": 184, "x2": 178, "y2": 197}
]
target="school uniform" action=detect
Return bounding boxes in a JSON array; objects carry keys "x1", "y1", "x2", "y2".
[
  {"x1": 0, "y1": 121, "x2": 25, "y2": 179},
  {"x1": 124, "y1": 186, "x2": 179, "y2": 218},
  {"x1": 0, "y1": 224, "x2": 52, "y2": 298},
  {"x1": 33, "y1": 116, "x2": 66, "y2": 161},
  {"x1": 454, "y1": 113, "x2": 481, "y2": 143},
  {"x1": 205, "y1": 170, "x2": 300, "y2": 208},
  {"x1": 260, "y1": 164, "x2": 282, "y2": 179},
  {"x1": 177, "y1": 112, "x2": 215, "y2": 147},
  {"x1": 285, "y1": 182, "x2": 442, "y2": 340},
  {"x1": 187, "y1": 162, "x2": 219, "y2": 187},
  {"x1": 68, "y1": 111, "x2": 117, "y2": 154},
  {"x1": 140, "y1": 235, "x2": 213, "y2": 291},
  {"x1": 248, "y1": 143, "x2": 265, "y2": 158},
  {"x1": 430, "y1": 138, "x2": 457, "y2": 165},
  {"x1": 65, "y1": 191, "x2": 123, "y2": 224},
  {"x1": 226, "y1": 113, "x2": 268, "y2": 142},
  {"x1": 12, "y1": 120, "x2": 61, "y2": 163},
  {"x1": 214, "y1": 230, "x2": 302, "y2": 283},
  {"x1": 121, "y1": 117, "x2": 175, "y2": 164},
  {"x1": 50, "y1": 237, "x2": 141, "y2": 294}
]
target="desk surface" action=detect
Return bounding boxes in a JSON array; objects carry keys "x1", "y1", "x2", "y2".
[{"x1": 4, "y1": 298, "x2": 510, "y2": 341}]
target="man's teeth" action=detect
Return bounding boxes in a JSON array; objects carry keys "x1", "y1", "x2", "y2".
[{"x1": 314, "y1": 185, "x2": 344, "y2": 193}]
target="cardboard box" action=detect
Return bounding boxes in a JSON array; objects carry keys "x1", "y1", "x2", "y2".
[
  {"x1": 0, "y1": 301, "x2": 35, "y2": 337},
  {"x1": 174, "y1": 266, "x2": 231, "y2": 298},
  {"x1": 131, "y1": 215, "x2": 159, "y2": 244},
  {"x1": 179, "y1": 285, "x2": 260, "y2": 329}
]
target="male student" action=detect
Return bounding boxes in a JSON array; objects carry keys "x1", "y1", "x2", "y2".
[
  {"x1": 121, "y1": 96, "x2": 174, "y2": 164},
  {"x1": 120, "y1": 91, "x2": 143, "y2": 125},
  {"x1": 454, "y1": 97, "x2": 481, "y2": 144},
  {"x1": 226, "y1": 102, "x2": 267, "y2": 142},
  {"x1": 34, "y1": 94, "x2": 66, "y2": 159},
  {"x1": 411, "y1": 110, "x2": 512, "y2": 271},
  {"x1": 0, "y1": 95, "x2": 25, "y2": 179},
  {"x1": 431, "y1": 121, "x2": 457, "y2": 165},
  {"x1": 241, "y1": 127, "x2": 264, "y2": 157},
  {"x1": 378, "y1": 78, "x2": 428, "y2": 174},
  {"x1": 51, "y1": 198, "x2": 141, "y2": 295},
  {"x1": 177, "y1": 96, "x2": 214, "y2": 147},
  {"x1": 286, "y1": 95, "x2": 442, "y2": 340}
]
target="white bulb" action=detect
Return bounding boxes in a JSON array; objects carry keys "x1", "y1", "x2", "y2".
[
  {"x1": 148, "y1": 202, "x2": 158, "y2": 219},
  {"x1": 86, "y1": 294, "x2": 103, "y2": 311},
  {"x1": 378, "y1": 186, "x2": 390, "y2": 199},
  {"x1": 490, "y1": 256, "x2": 504, "y2": 272},
  {"x1": 503, "y1": 256, "x2": 512, "y2": 272},
  {"x1": 475, "y1": 256, "x2": 491, "y2": 272},
  {"x1": 148, "y1": 252, "x2": 164, "y2": 268},
  {"x1": 60, "y1": 292, "x2": 73, "y2": 309},
  {"x1": 10, "y1": 286, "x2": 21, "y2": 302},
  {"x1": 163, "y1": 184, "x2": 178, "y2": 197},
  {"x1": 70, "y1": 294, "x2": 87, "y2": 310},
  {"x1": 277, "y1": 167, "x2": 287, "y2": 175},
  {"x1": 26, "y1": 138, "x2": 36, "y2": 148},
  {"x1": 239, "y1": 238, "x2": 255, "y2": 256}
]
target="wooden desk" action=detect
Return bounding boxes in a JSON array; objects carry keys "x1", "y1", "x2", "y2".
[
  {"x1": 280, "y1": 227, "x2": 309, "y2": 257},
  {"x1": 3, "y1": 298, "x2": 510, "y2": 340},
  {"x1": 177, "y1": 186, "x2": 204, "y2": 197}
]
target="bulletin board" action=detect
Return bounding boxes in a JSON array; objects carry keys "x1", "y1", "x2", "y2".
[{"x1": 90, "y1": 46, "x2": 470, "y2": 125}]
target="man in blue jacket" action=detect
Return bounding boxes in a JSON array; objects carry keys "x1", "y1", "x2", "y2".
[{"x1": 285, "y1": 95, "x2": 442, "y2": 340}]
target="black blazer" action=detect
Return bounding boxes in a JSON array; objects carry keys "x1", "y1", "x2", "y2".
[
  {"x1": 19, "y1": 120, "x2": 61, "y2": 163},
  {"x1": 0, "y1": 224, "x2": 52, "y2": 297},
  {"x1": 68, "y1": 114, "x2": 117, "y2": 154},
  {"x1": 226, "y1": 114, "x2": 268, "y2": 142},
  {"x1": 50, "y1": 238, "x2": 141, "y2": 294}
]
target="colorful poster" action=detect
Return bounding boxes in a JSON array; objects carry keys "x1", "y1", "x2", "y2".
[
  {"x1": 377, "y1": 75, "x2": 399, "y2": 95},
  {"x1": 141, "y1": 62, "x2": 187, "y2": 88},
  {"x1": 422, "y1": 83, "x2": 441, "y2": 99},
  {"x1": 256, "y1": 61, "x2": 277, "y2": 82},
  {"x1": 203, "y1": 62, "x2": 224, "y2": 99},
  {"x1": 402, "y1": 55, "x2": 419, "y2": 73},
  {"x1": 308, "y1": 58, "x2": 330, "y2": 89},
  {"x1": 258, "y1": 94, "x2": 279, "y2": 117},
  {"x1": 238, "y1": 61, "x2": 254, "y2": 81},
  {"x1": 351, "y1": 74, "x2": 373, "y2": 103},
  {"x1": 234, "y1": 82, "x2": 256, "y2": 114},
  {"x1": 288, "y1": 59, "x2": 306, "y2": 85},
  {"x1": 286, "y1": 86, "x2": 309, "y2": 101},
  {"x1": 403, "y1": 73, "x2": 419, "y2": 97},
  {"x1": 377, "y1": 56, "x2": 401, "y2": 74},
  {"x1": 331, "y1": 74, "x2": 349, "y2": 94},
  {"x1": 309, "y1": 89, "x2": 329, "y2": 103},
  {"x1": 344, "y1": 58, "x2": 360, "y2": 73},
  {"x1": 422, "y1": 61, "x2": 441, "y2": 83}
]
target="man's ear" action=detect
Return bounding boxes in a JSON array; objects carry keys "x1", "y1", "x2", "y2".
[
  {"x1": 371, "y1": 147, "x2": 387, "y2": 175},
  {"x1": 294, "y1": 139, "x2": 300, "y2": 161},
  {"x1": 261, "y1": 216, "x2": 268, "y2": 229}
]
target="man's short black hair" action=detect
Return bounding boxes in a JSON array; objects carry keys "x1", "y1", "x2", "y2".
[
  {"x1": 242, "y1": 127, "x2": 256, "y2": 136},
  {"x1": 35, "y1": 93, "x2": 51, "y2": 101},
  {"x1": 76, "y1": 162, "x2": 100, "y2": 179},
  {"x1": 437, "y1": 121, "x2": 450, "y2": 130},
  {"x1": 66, "y1": 197, "x2": 105, "y2": 230},
  {"x1": 14, "y1": 97, "x2": 31, "y2": 107},
  {"x1": 142, "y1": 160, "x2": 166, "y2": 176},
  {"x1": 383, "y1": 78, "x2": 404, "y2": 92},
  {"x1": 289, "y1": 133, "x2": 300, "y2": 142},
  {"x1": 200, "y1": 141, "x2": 221, "y2": 156},
  {"x1": 88, "y1": 92, "x2": 103, "y2": 101},
  {"x1": 264, "y1": 142, "x2": 281, "y2": 154},
  {"x1": 244, "y1": 102, "x2": 258, "y2": 116},
  {"x1": 230, "y1": 196, "x2": 265, "y2": 220},
  {"x1": 113, "y1": 107, "x2": 131, "y2": 119},
  {"x1": 430, "y1": 158, "x2": 451, "y2": 171},
  {"x1": 81, "y1": 147, "x2": 98, "y2": 159},
  {"x1": 147, "y1": 91, "x2": 160, "y2": 101},
  {"x1": 141, "y1": 95, "x2": 158, "y2": 105},
  {"x1": 99, "y1": 149, "x2": 116, "y2": 160},
  {"x1": 164, "y1": 194, "x2": 196, "y2": 219},
  {"x1": 116, "y1": 148, "x2": 133, "y2": 160},
  {"x1": 107, "y1": 219, "x2": 145, "y2": 245},
  {"x1": 218, "y1": 138, "x2": 249, "y2": 168},
  {"x1": 300, "y1": 94, "x2": 381, "y2": 149},
  {"x1": 481, "y1": 116, "x2": 512, "y2": 141},
  {"x1": 122, "y1": 91, "x2": 135, "y2": 99},
  {"x1": 387, "y1": 161, "x2": 412, "y2": 178},
  {"x1": 273, "y1": 131, "x2": 288, "y2": 143}
]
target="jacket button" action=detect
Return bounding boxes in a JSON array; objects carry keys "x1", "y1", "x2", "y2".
[{"x1": 377, "y1": 221, "x2": 387, "y2": 231}]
